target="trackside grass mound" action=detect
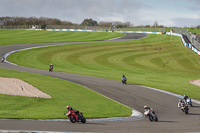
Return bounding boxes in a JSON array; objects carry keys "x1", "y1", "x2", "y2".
[
  {"x1": 8, "y1": 34, "x2": 200, "y2": 100},
  {"x1": 0, "y1": 68, "x2": 131, "y2": 119},
  {"x1": 0, "y1": 29, "x2": 125, "y2": 45}
]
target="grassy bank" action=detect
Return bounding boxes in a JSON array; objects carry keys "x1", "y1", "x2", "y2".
[
  {"x1": 0, "y1": 68, "x2": 131, "y2": 119},
  {"x1": 7, "y1": 34, "x2": 200, "y2": 100}
]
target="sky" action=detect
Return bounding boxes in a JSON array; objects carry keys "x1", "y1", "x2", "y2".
[{"x1": 0, "y1": 0, "x2": 200, "y2": 27}]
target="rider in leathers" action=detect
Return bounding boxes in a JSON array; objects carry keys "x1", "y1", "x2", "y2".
[
  {"x1": 122, "y1": 75, "x2": 127, "y2": 83},
  {"x1": 66, "y1": 105, "x2": 80, "y2": 118},
  {"x1": 183, "y1": 95, "x2": 189, "y2": 102},
  {"x1": 144, "y1": 105, "x2": 156, "y2": 116}
]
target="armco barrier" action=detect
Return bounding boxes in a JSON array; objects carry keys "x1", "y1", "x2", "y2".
[{"x1": 29, "y1": 28, "x2": 163, "y2": 34}]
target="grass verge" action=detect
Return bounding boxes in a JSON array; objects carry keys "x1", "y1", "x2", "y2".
[
  {"x1": 0, "y1": 29, "x2": 125, "y2": 45},
  {"x1": 7, "y1": 34, "x2": 200, "y2": 100},
  {"x1": 0, "y1": 68, "x2": 131, "y2": 119}
]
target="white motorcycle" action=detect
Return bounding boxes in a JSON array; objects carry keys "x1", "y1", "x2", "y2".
[
  {"x1": 144, "y1": 109, "x2": 158, "y2": 122},
  {"x1": 1, "y1": 57, "x2": 5, "y2": 62}
]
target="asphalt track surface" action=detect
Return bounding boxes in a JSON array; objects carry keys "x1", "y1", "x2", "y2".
[{"x1": 0, "y1": 33, "x2": 200, "y2": 133}]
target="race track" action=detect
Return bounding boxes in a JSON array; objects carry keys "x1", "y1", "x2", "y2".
[{"x1": 0, "y1": 33, "x2": 200, "y2": 132}]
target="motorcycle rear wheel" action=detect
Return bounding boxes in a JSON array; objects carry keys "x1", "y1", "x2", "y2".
[
  {"x1": 81, "y1": 117, "x2": 86, "y2": 123},
  {"x1": 155, "y1": 117, "x2": 158, "y2": 121}
]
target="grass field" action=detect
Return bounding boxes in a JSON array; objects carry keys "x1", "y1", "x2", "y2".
[
  {"x1": 0, "y1": 29, "x2": 125, "y2": 45},
  {"x1": 0, "y1": 29, "x2": 132, "y2": 119},
  {"x1": 0, "y1": 68, "x2": 131, "y2": 119},
  {"x1": 185, "y1": 28, "x2": 200, "y2": 34},
  {"x1": 7, "y1": 33, "x2": 200, "y2": 100}
]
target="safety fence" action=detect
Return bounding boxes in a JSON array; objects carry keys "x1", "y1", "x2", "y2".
[{"x1": 31, "y1": 28, "x2": 163, "y2": 34}]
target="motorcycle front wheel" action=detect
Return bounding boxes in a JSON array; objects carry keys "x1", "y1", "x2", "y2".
[
  {"x1": 148, "y1": 115, "x2": 154, "y2": 121},
  {"x1": 70, "y1": 116, "x2": 76, "y2": 123}
]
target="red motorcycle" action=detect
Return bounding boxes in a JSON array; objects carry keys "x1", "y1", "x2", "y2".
[{"x1": 65, "y1": 109, "x2": 86, "y2": 123}]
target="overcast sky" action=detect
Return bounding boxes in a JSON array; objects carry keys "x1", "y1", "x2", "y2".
[{"x1": 1, "y1": 0, "x2": 200, "y2": 27}]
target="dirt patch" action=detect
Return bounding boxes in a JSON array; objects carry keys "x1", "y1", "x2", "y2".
[
  {"x1": 189, "y1": 79, "x2": 200, "y2": 87},
  {"x1": 0, "y1": 77, "x2": 51, "y2": 98}
]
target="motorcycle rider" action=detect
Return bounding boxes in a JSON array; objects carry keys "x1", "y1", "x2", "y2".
[
  {"x1": 183, "y1": 94, "x2": 193, "y2": 106},
  {"x1": 50, "y1": 63, "x2": 53, "y2": 68},
  {"x1": 144, "y1": 105, "x2": 155, "y2": 115},
  {"x1": 66, "y1": 105, "x2": 80, "y2": 118},
  {"x1": 122, "y1": 75, "x2": 127, "y2": 83},
  {"x1": 183, "y1": 95, "x2": 189, "y2": 102},
  {"x1": 49, "y1": 63, "x2": 53, "y2": 71}
]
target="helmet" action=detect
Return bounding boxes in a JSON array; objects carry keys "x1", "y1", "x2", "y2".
[
  {"x1": 184, "y1": 95, "x2": 186, "y2": 97},
  {"x1": 144, "y1": 105, "x2": 148, "y2": 109},
  {"x1": 179, "y1": 99, "x2": 183, "y2": 102},
  {"x1": 66, "y1": 105, "x2": 70, "y2": 109}
]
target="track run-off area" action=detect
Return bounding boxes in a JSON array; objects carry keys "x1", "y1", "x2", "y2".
[{"x1": 0, "y1": 33, "x2": 200, "y2": 132}]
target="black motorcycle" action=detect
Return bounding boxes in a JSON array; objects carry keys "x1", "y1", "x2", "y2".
[
  {"x1": 122, "y1": 79, "x2": 127, "y2": 84},
  {"x1": 181, "y1": 104, "x2": 189, "y2": 114}
]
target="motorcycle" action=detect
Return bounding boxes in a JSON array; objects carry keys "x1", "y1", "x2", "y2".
[
  {"x1": 65, "y1": 110, "x2": 86, "y2": 123},
  {"x1": 181, "y1": 104, "x2": 189, "y2": 114},
  {"x1": 122, "y1": 78, "x2": 127, "y2": 84},
  {"x1": 1, "y1": 57, "x2": 5, "y2": 63},
  {"x1": 49, "y1": 66, "x2": 53, "y2": 72},
  {"x1": 185, "y1": 98, "x2": 193, "y2": 107},
  {"x1": 144, "y1": 109, "x2": 158, "y2": 122}
]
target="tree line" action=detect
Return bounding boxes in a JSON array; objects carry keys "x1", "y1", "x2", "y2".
[
  {"x1": 0, "y1": 16, "x2": 165, "y2": 29},
  {"x1": 0, "y1": 16, "x2": 134, "y2": 28},
  {"x1": 0, "y1": 17, "x2": 74, "y2": 27}
]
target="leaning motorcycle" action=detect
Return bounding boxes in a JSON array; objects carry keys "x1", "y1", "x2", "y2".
[
  {"x1": 65, "y1": 110, "x2": 86, "y2": 123},
  {"x1": 144, "y1": 109, "x2": 158, "y2": 122}
]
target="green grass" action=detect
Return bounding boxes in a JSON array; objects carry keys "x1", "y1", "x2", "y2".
[
  {"x1": 0, "y1": 68, "x2": 131, "y2": 119},
  {"x1": 185, "y1": 28, "x2": 200, "y2": 34},
  {"x1": 0, "y1": 30, "x2": 131, "y2": 119},
  {"x1": 0, "y1": 29, "x2": 125, "y2": 45},
  {"x1": 7, "y1": 34, "x2": 200, "y2": 100}
]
